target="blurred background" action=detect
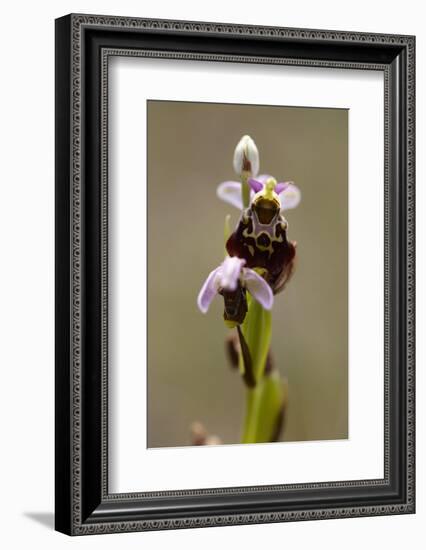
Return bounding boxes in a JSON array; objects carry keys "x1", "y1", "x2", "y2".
[{"x1": 147, "y1": 100, "x2": 348, "y2": 447}]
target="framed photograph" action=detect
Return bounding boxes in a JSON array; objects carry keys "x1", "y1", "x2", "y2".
[{"x1": 55, "y1": 14, "x2": 415, "y2": 535}]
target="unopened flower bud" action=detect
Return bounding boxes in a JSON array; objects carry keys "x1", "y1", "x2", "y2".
[
  {"x1": 190, "y1": 421, "x2": 207, "y2": 445},
  {"x1": 190, "y1": 422, "x2": 222, "y2": 446},
  {"x1": 233, "y1": 135, "x2": 259, "y2": 177},
  {"x1": 205, "y1": 435, "x2": 222, "y2": 445}
]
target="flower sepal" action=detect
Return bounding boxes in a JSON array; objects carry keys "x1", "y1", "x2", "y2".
[{"x1": 197, "y1": 256, "x2": 273, "y2": 325}]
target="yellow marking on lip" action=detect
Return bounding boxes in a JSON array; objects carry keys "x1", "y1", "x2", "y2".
[
  {"x1": 255, "y1": 242, "x2": 274, "y2": 258},
  {"x1": 253, "y1": 267, "x2": 268, "y2": 277}
]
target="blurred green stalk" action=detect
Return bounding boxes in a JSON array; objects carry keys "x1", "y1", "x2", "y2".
[{"x1": 240, "y1": 297, "x2": 284, "y2": 443}]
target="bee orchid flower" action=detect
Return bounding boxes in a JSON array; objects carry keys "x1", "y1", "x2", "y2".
[
  {"x1": 195, "y1": 135, "x2": 299, "y2": 443},
  {"x1": 217, "y1": 174, "x2": 301, "y2": 213},
  {"x1": 197, "y1": 256, "x2": 273, "y2": 315}
]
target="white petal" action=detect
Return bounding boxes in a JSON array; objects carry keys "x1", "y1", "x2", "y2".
[
  {"x1": 242, "y1": 268, "x2": 274, "y2": 310},
  {"x1": 218, "y1": 256, "x2": 245, "y2": 291},
  {"x1": 216, "y1": 181, "x2": 243, "y2": 210},
  {"x1": 197, "y1": 267, "x2": 221, "y2": 313},
  {"x1": 280, "y1": 184, "x2": 301, "y2": 211}
]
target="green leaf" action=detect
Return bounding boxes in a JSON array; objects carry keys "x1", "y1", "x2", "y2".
[
  {"x1": 241, "y1": 373, "x2": 286, "y2": 443},
  {"x1": 255, "y1": 373, "x2": 287, "y2": 442}
]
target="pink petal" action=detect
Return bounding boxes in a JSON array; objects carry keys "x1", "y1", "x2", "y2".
[
  {"x1": 242, "y1": 268, "x2": 273, "y2": 310},
  {"x1": 248, "y1": 178, "x2": 264, "y2": 193},
  {"x1": 274, "y1": 181, "x2": 291, "y2": 194},
  {"x1": 279, "y1": 184, "x2": 301, "y2": 211},
  {"x1": 197, "y1": 267, "x2": 220, "y2": 313},
  {"x1": 216, "y1": 181, "x2": 243, "y2": 209}
]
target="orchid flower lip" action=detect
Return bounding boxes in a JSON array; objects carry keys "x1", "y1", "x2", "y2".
[{"x1": 197, "y1": 255, "x2": 274, "y2": 314}]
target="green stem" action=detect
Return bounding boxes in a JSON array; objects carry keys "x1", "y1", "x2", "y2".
[
  {"x1": 242, "y1": 385, "x2": 263, "y2": 443},
  {"x1": 242, "y1": 298, "x2": 271, "y2": 381},
  {"x1": 240, "y1": 297, "x2": 274, "y2": 443},
  {"x1": 242, "y1": 372, "x2": 286, "y2": 444},
  {"x1": 241, "y1": 171, "x2": 250, "y2": 208}
]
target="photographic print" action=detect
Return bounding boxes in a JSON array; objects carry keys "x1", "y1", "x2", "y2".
[{"x1": 147, "y1": 100, "x2": 348, "y2": 448}]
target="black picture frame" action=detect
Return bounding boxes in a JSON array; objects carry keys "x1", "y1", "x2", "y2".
[{"x1": 55, "y1": 13, "x2": 415, "y2": 535}]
